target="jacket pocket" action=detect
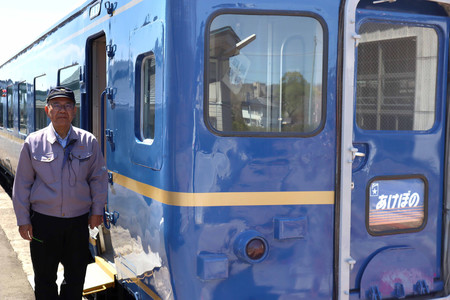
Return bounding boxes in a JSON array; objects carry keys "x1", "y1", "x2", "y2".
[
  {"x1": 70, "y1": 150, "x2": 93, "y2": 181},
  {"x1": 32, "y1": 152, "x2": 58, "y2": 183},
  {"x1": 70, "y1": 150, "x2": 93, "y2": 161}
]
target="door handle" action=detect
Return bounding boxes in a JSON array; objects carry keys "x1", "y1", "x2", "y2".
[
  {"x1": 350, "y1": 144, "x2": 368, "y2": 172},
  {"x1": 350, "y1": 147, "x2": 366, "y2": 160}
]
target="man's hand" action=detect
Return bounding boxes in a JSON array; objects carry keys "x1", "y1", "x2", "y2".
[
  {"x1": 18, "y1": 224, "x2": 33, "y2": 241},
  {"x1": 89, "y1": 215, "x2": 103, "y2": 229}
]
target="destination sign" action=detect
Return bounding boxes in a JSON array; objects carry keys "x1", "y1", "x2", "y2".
[{"x1": 368, "y1": 177, "x2": 425, "y2": 233}]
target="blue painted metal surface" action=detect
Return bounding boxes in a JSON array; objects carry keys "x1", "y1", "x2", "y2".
[
  {"x1": 103, "y1": 0, "x2": 340, "y2": 298},
  {"x1": 351, "y1": 5, "x2": 449, "y2": 299},
  {"x1": 360, "y1": 247, "x2": 435, "y2": 299},
  {"x1": 0, "y1": 0, "x2": 448, "y2": 299}
]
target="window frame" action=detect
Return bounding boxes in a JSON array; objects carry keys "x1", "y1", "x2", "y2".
[
  {"x1": 34, "y1": 74, "x2": 48, "y2": 131},
  {"x1": 6, "y1": 85, "x2": 14, "y2": 130},
  {"x1": 355, "y1": 20, "x2": 440, "y2": 132},
  {"x1": 18, "y1": 81, "x2": 28, "y2": 135},
  {"x1": 58, "y1": 64, "x2": 81, "y2": 127},
  {"x1": 365, "y1": 174, "x2": 428, "y2": 236},
  {"x1": 204, "y1": 11, "x2": 329, "y2": 137},
  {"x1": 0, "y1": 89, "x2": 4, "y2": 128},
  {"x1": 136, "y1": 53, "x2": 156, "y2": 143}
]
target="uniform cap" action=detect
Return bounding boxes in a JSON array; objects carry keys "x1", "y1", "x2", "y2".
[{"x1": 46, "y1": 86, "x2": 75, "y2": 103}]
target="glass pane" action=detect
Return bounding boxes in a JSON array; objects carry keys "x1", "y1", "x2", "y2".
[
  {"x1": 207, "y1": 14, "x2": 324, "y2": 133},
  {"x1": 0, "y1": 90, "x2": 4, "y2": 127},
  {"x1": 34, "y1": 76, "x2": 48, "y2": 131},
  {"x1": 368, "y1": 178, "x2": 425, "y2": 233},
  {"x1": 141, "y1": 56, "x2": 156, "y2": 141},
  {"x1": 59, "y1": 65, "x2": 80, "y2": 127},
  {"x1": 19, "y1": 82, "x2": 27, "y2": 135},
  {"x1": 356, "y1": 23, "x2": 437, "y2": 131},
  {"x1": 7, "y1": 86, "x2": 13, "y2": 129}
]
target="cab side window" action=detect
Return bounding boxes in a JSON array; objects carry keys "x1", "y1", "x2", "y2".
[
  {"x1": 207, "y1": 14, "x2": 325, "y2": 135},
  {"x1": 140, "y1": 55, "x2": 156, "y2": 142},
  {"x1": 19, "y1": 82, "x2": 28, "y2": 135},
  {"x1": 7, "y1": 86, "x2": 13, "y2": 129},
  {"x1": 34, "y1": 75, "x2": 48, "y2": 131},
  {"x1": 356, "y1": 23, "x2": 438, "y2": 131},
  {"x1": 59, "y1": 65, "x2": 81, "y2": 127}
]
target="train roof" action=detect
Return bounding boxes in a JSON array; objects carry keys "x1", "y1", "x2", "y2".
[{"x1": 0, "y1": 0, "x2": 94, "y2": 68}]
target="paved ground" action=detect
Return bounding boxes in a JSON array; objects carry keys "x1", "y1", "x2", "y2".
[
  {"x1": 0, "y1": 186, "x2": 111, "y2": 300},
  {"x1": 0, "y1": 185, "x2": 34, "y2": 299}
]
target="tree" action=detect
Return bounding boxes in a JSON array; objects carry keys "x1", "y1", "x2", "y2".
[{"x1": 281, "y1": 71, "x2": 310, "y2": 131}]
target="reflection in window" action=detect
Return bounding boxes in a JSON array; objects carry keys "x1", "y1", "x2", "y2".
[
  {"x1": 35, "y1": 75, "x2": 48, "y2": 131},
  {"x1": 7, "y1": 86, "x2": 13, "y2": 129},
  {"x1": 19, "y1": 82, "x2": 27, "y2": 135},
  {"x1": 356, "y1": 23, "x2": 437, "y2": 131},
  {"x1": 140, "y1": 55, "x2": 156, "y2": 141},
  {"x1": 59, "y1": 65, "x2": 80, "y2": 127},
  {"x1": 0, "y1": 90, "x2": 4, "y2": 127},
  {"x1": 207, "y1": 14, "x2": 324, "y2": 134}
]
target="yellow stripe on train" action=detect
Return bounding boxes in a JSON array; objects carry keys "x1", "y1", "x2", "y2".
[{"x1": 111, "y1": 171, "x2": 335, "y2": 207}]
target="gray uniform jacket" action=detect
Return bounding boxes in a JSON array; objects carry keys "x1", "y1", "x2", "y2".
[{"x1": 12, "y1": 125, "x2": 108, "y2": 226}]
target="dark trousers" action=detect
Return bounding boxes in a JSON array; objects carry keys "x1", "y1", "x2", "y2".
[{"x1": 30, "y1": 211, "x2": 91, "y2": 300}]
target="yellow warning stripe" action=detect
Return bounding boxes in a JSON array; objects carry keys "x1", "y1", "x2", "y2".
[{"x1": 112, "y1": 171, "x2": 335, "y2": 207}]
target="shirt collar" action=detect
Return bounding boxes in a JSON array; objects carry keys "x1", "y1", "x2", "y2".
[{"x1": 49, "y1": 123, "x2": 73, "y2": 148}]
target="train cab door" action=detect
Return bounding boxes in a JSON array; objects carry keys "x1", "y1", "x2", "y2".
[
  {"x1": 88, "y1": 34, "x2": 107, "y2": 152},
  {"x1": 82, "y1": 32, "x2": 119, "y2": 295},
  {"x1": 347, "y1": 4, "x2": 449, "y2": 299},
  {"x1": 86, "y1": 33, "x2": 113, "y2": 256}
]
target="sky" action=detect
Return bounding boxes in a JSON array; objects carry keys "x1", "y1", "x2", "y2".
[{"x1": 0, "y1": 0, "x2": 87, "y2": 65}]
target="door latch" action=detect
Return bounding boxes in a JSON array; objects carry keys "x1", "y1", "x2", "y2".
[
  {"x1": 349, "y1": 147, "x2": 366, "y2": 163},
  {"x1": 105, "y1": 129, "x2": 115, "y2": 152},
  {"x1": 107, "y1": 171, "x2": 114, "y2": 185},
  {"x1": 101, "y1": 87, "x2": 115, "y2": 109},
  {"x1": 346, "y1": 257, "x2": 356, "y2": 270},
  {"x1": 103, "y1": 208, "x2": 119, "y2": 229}
]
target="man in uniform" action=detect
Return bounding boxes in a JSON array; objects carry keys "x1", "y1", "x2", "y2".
[{"x1": 12, "y1": 86, "x2": 108, "y2": 300}]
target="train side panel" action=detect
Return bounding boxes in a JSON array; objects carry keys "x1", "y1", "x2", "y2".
[{"x1": 104, "y1": 0, "x2": 340, "y2": 299}]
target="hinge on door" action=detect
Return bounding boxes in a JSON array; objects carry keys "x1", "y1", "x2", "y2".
[
  {"x1": 101, "y1": 87, "x2": 115, "y2": 109},
  {"x1": 106, "y1": 42, "x2": 117, "y2": 59},
  {"x1": 104, "y1": 1, "x2": 117, "y2": 16},
  {"x1": 105, "y1": 129, "x2": 115, "y2": 152}
]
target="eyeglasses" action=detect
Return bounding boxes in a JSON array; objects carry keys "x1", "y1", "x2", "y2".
[{"x1": 49, "y1": 103, "x2": 75, "y2": 111}]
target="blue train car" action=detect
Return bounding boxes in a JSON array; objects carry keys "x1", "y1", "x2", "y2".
[{"x1": 1, "y1": 0, "x2": 450, "y2": 299}]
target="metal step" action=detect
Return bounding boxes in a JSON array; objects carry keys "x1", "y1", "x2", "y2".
[{"x1": 83, "y1": 256, "x2": 116, "y2": 296}]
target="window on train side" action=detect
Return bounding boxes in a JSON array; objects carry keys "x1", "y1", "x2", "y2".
[
  {"x1": 207, "y1": 14, "x2": 325, "y2": 134},
  {"x1": 34, "y1": 75, "x2": 48, "y2": 131},
  {"x1": 7, "y1": 86, "x2": 13, "y2": 129},
  {"x1": 0, "y1": 90, "x2": 4, "y2": 128},
  {"x1": 59, "y1": 65, "x2": 81, "y2": 127},
  {"x1": 140, "y1": 55, "x2": 156, "y2": 142},
  {"x1": 18, "y1": 82, "x2": 28, "y2": 135},
  {"x1": 356, "y1": 23, "x2": 437, "y2": 131}
]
